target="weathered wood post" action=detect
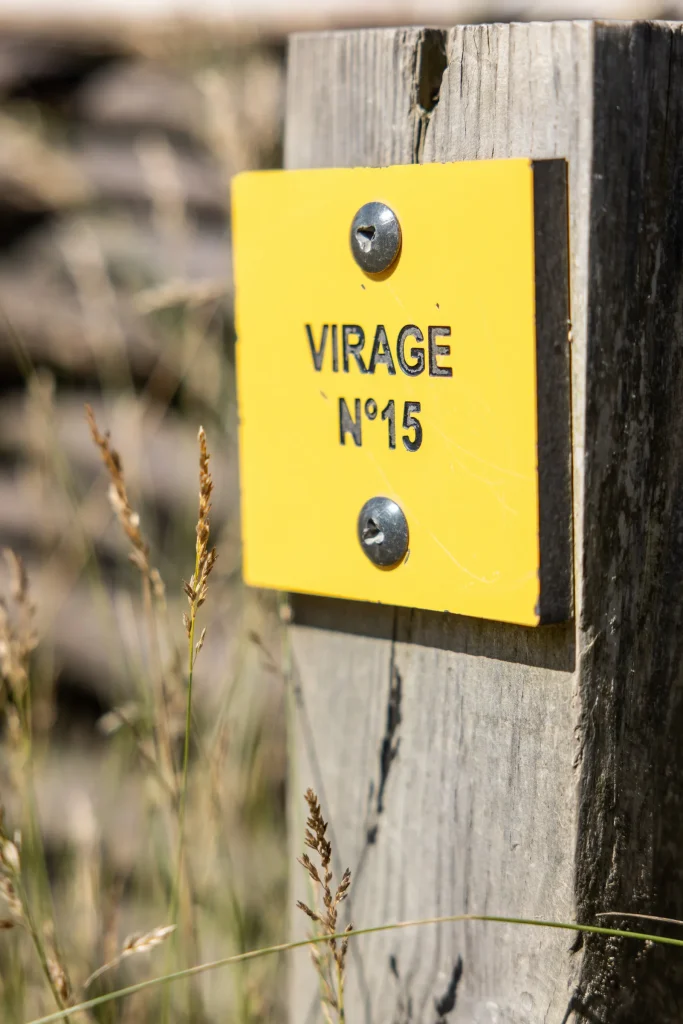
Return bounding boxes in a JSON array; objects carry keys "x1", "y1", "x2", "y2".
[{"x1": 234, "y1": 19, "x2": 683, "y2": 1023}]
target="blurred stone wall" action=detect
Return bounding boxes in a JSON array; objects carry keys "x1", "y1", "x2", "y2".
[{"x1": 0, "y1": 27, "x2": 283, "y2": 726}]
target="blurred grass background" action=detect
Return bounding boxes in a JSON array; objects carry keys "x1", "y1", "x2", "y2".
[{"x1": 0, "y1": 24, "x2": 288, "y2": 1022}]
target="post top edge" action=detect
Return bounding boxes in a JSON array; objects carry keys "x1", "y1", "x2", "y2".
[{"x1": 287, "y1": 19, "x2": 681, "y2": 46}]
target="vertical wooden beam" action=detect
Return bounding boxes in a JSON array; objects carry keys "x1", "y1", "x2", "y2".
[
  {"x1": 575, "y1": 24, "x2": 683, "y2": 1018},
  {"x1": 285, "y1": 22, "x2": 683, "y2": 1022}
]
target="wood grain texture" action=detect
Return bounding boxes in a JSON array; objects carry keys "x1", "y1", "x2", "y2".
[
  {"x1": 574, "y1": 22, "x2": 683, "y2": 1021},
  {"x1": 286, "y1": 21, "x2": 683, "y2": 1023}
]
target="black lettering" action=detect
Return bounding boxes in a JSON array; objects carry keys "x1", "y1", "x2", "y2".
[
  {"x1": 306, "y1": 324, "x2": 328, "y2": 372},
  {"x1": 396, "y1": 325, "x2": 425, "y2": 376},
  {"x1": 332, "y1": 324, "x2": 339, "y2": 372},
  {"x1": 339, "y1": 398, "x2": 362, "y2": 446},
  {"x1": 428, "y1": 326, "x2": 453, "y2": 377},
  {"x1": 365, "y1": 398, "x2": 378, "y2": 420},
  {"x1": 402, "y1": 402, "x2": 422, "y2": 452},
  {"x1": 381, "y1": 399, "x2": 396, "y2": 449},
  {"x1": 368, "y1": 325, "x2": 396, "y2": 375},
  {"x1": 343, "y1": 325, "x2": 368, "y2": 373}
]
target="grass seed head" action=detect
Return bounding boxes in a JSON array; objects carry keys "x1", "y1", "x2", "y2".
[
  {"x1": 122, "y1": 923, "x2": 176, "y2": 956},
  {"x1": 47, "y1": 956, "x2": 71, "y2": 1005},
  {"x1": 0, "y1": 838, "x2": 20, "y2": 875},
  {"x1": 0, "y1": 550, "x2": 38, "y2": 702},
  {"x1": 43, "y1": 920, "x2": 73, "y2": 1006},
  {"x1": 297, "y1": 789, "x2": 353, "y2": 1019},
  {"x1": 296, "y1": 900, "x2": 321, "y2": 924},
  {"x1": 84, "y1": 923, "x2": 176, "y2": 990},
  {"x1": 184, "y1": 426, "x2": 217, "y2": 636},
  {"x1": 85, "y1": 405, "x2": 156, "y2": 581},
  {"x1": 0, "y1": 876, "x2": 24, "y2": 923}
]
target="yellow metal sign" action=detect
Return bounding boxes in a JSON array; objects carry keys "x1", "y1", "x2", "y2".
[{"x1": 232, "y1": 160, "x2": 572, "y2": 626}]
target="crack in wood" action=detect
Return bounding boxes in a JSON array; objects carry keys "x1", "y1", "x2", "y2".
[
  {"x1": 366, "y1": 611, "x2": 402, "y2": 844},
  {"x1": 412, "y1": 29, "x2": 448, "y2": 163}
]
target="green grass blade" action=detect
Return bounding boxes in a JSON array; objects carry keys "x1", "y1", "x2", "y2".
[{"x1": 24, "y1": 913, "x2": 683, "y2": 1024}]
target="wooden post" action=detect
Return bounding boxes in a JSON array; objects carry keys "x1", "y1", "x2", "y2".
[{"x1": 285, "y1": 22, "x2": 683, "y2": 1022}]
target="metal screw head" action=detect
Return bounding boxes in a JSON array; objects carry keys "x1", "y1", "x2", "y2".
[
  {"x1": 357, "y1": 497, "x2": 409, "y2": 568},
  {"x1": 350, "y1": 202, "x2": 401, "y2": 274}
]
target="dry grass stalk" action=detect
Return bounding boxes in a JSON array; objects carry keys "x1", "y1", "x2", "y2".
[
  {"x1": 44, "y1": 923, "x2": 72, "y2": 1006},
  {"x1": 84, "y1": 924, "x2": 176, "y2": 989},
  {"x1": 85, "y1": 404, "x2": 177, "y2": 799},
  {"x1": 0, "y1": 809, "x2": 73, "y2": 1018},
  {"x1": 97, "y1": 702, "x2": 144, "y2": 737},
  {"x1": 0, "y1": 814, "x2": 24, "y2": 931},
  {"x1": 135, "y1": 278, "x2": 227, "y2": 315},
  {"x1": 297, "y1": 789, "x2": 352, "y2": 1024},
  {"x1": 136, "y1": 135, "x2": 189, "y2": 270},
  {"x1": 157, "y1": 428, "x2": 218, "y2": 1024},
  {"x1": 0, "y1": 845, "x2": 25, "y2": 934},
  {"x1": 0, "y1": 872, "x2": 22, "y2": 921},
  {"x1": 171, "y1": 427, "x2": 217, "y2": 940},
  {"x1": 0, "y1": 110, "x2": 90, "y2": 209},
  {"x1": 85, "y1": 408, "x2": 208, "y2": 1015},
  {"x1": 47, "y1": 957, "x2": 71, "y2": 1005},
  {"x1": 85, "y1": 404, "x2": 155, "y2": 581},
  {"x1": 183, "y1": 426, "x2": 217, "y2": 650},
  {"x1": 0, "y1": 557, "x2": 74, "y2": 1021},
  {"x1": 0, "y1": 549, "x2": 38, "y2": 705}
]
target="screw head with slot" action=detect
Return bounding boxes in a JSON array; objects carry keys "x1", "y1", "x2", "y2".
[
  {"x1": 357, "y1": 496, "x2": 409, "y2": 568},
  {"x1": 350, "y1": 202, "x2": 401, "y2": 274}
]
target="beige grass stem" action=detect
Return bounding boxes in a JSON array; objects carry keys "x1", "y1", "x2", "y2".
[
  {"x1": 172, "y1": 426, "x2": 216, "y2": 909},
  {"x1": 165, "y1": 427, "x2": 216, "y2": 1022},
  {"x1": 85, "y1": 405, "x2": 176, "y2": 795},
  {"x1": 0, "y1": 555, "x2": 72, "y2": 1020},
  {"x1": 8, "y1": 861, "x2": 71, "y2": 1021}
]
